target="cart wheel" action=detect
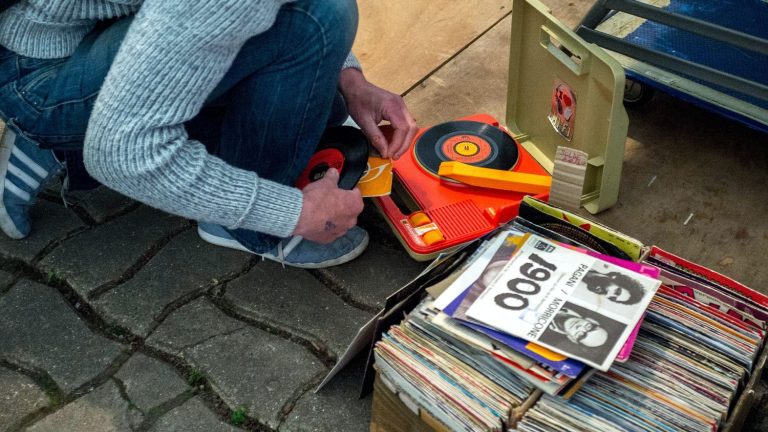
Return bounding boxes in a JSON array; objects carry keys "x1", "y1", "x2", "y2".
[{"x1": 623, "y1": 79, "x2": 654, "y2": 107}]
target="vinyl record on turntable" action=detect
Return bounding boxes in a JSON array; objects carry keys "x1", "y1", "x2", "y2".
[
  {"x1": 413, "y1": 120, "x2": 520, "y2": 178},
  {"x1": 296, "y1": 126, "x2": 370, "y2": 190}
]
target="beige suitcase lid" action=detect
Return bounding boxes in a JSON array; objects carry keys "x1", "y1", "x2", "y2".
[{"x1": 506, "y1": 0, "x2": 629, "y2": 213}]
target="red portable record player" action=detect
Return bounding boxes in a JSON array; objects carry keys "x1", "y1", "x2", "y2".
[{"x1": 374, "y1": 113, "x2": 551, "y2": 260}]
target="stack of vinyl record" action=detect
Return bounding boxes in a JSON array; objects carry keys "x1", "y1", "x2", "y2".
[
  {"x1": 510, "y1": 200, "x2": 768, "y2": 432},
  {"x1": 374, "y1": 226, "x2": 662, "y2": 430},
  {"x1": 375, "y1": 306, "x2": 535, "y2": 432},
  {"x1": 372, "y1": 198, "x2": 768, "y2": 432},
  {"x1": 516, "y1": 281, "x2": 766, "y2": 432}
]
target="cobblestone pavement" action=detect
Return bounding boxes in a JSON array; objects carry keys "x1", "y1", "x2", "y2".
[
  {"x1": 3, "y1": 187, "x2": 767, "y2": 432},
  {"x1": 0, "y1": 187, "x2": 426, "y2": 432}
]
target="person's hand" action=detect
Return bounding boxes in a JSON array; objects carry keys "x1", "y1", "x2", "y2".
[
  {"x1": 339, "y1": 68, "x2": 418, "y2": 160},
  {"x1": 292, "y1": 168, "x2": 364, "y2": 244}
]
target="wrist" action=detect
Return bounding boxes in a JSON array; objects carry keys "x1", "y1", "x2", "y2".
[{"x1": 339, "y1": 68, "x2": 367, "y2": 99}]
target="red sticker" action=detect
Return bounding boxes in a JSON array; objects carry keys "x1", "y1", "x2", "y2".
[
  {"x1": 296, "y1": 148, "x2": 345, "y2": 189},
  {"x1": 548, "y1": 80, "x2": 577, "y2": 141}
]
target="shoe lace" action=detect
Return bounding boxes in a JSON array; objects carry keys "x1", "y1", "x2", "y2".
[
  {"x1": 275, "y1": 241, "x2": 285, "y2": 269},
  {"x1": 271, "y1": 236, "x2": 304, "y2": 269},
  {"x1": 59, "y1": 173, "x2": 70, "y2": 208}
]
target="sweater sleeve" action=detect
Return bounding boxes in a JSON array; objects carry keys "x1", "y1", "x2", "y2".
[
  {"x1": 84, "y1": 0, "x2": 304, "y2": 238},
  {"x1": 342, "y1": 52, "x2": 361, "y2": 71}
]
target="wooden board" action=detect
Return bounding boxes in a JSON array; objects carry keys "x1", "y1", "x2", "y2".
[
  {"x1": 536, "y1": 0, "x2": 596, "y2": 28},
  {"x1": 353, "y1": 0, "x2": 511, "y2": 95},
  {"x1": 403, "y1": 15, "x2": 512, "y2": 125},
  {"x1": 596, "y1": 0, "x2": 670, "y2": 38}
]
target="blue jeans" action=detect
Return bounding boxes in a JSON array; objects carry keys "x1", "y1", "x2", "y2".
[{"x1": 0, "y1": 0, "x2": 358, "y2": 252}]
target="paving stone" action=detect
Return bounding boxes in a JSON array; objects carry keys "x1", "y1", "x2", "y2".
[
  {"x1": 114, "y1": 354, "x2": 189, "y2": 413},
  {"x1": 26, "y1": 380, "x2": 141, "y2": 432},
  {"x1": 281, "y1": 354, "x2": 371, "y2": 432},
  {"x1": 41, "y1": 176, "x2": 63, "y2": 196},
  {"x1": 0, "y1": 368, "x2": 49, "y2": 430},
  {"x1": 148, "y1": 398, "x2": 238, "y2": 432},
  {"x1": 146, "y1": 298, "x2": 247, "y2": 355},
  {"x1": 146, "y1": 298, "x2": 246, "y2": 356},
  {"x1": 0, "y1": 270, "x2": 13, "y2": 290},
  {"x1": 0, "y1": 201, "x2": 84, "y2": 264},
  {"x1": 0, "y1": 280, "x2": 124, "y2": 392},
  {"x1": 94, "y1": 231, "x2": 251, "y2": 337},
  {"x1": 316, "y1": 241, "x2": 426, "y2": 311},
  {"x1": 183, "y1": 328, "x2": 326, "y2": 429},
  {"x1": 38, "y1": 206, "x2": 189, "y2": 298},
  {"x1": 225, "y1": 261, "x2": 373, "y2": 357},
  {"x1": 745, "y1": 378, "x2": 768, "y2": 432},
  {"x1": 68, "y1": 186, "x2": 136, "y2": 224}
]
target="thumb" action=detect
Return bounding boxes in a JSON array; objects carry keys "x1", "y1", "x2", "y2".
[
  {"x1": 323, "y1": 167, "x2": 340, "y2": 185},
  {"x1": 357, "y1": 116, "x2": 389, "y2": 158}
]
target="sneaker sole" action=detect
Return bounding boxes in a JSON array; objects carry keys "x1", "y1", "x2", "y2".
[
  {"x1": 0, "y1": 137, "x2": 25, "y2": 239},
  {"x1": 263, "y1": 232, "x2": 369, "y2": 269},
  {"x1": 197, "y1": 226, "x2": 369, "y2": 269},
  {"x1": 197, "y1": 225, "x2": 253, "y2": 253}
]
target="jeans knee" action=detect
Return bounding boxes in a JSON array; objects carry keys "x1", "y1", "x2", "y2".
[
  {"x1": 290, "y1": 0, "x2": 358, "y2": 60},
  {"x1": 324, "y1": 0, "x2": 358, "y2": 54}
]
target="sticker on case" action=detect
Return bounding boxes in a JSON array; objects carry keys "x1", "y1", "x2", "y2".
[{"x1": 548, "y1": 80, "x2": 577, "y2": 141}]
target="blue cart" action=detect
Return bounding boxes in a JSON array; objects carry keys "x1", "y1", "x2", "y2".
[{"x1": 575, "y1": 0, "x2": 768, "y2": 134}]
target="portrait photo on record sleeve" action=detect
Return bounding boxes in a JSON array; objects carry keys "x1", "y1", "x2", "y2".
[
  {"x1": 572, "y1": 265, "x2": 650, "y2": 318},
  {"x1": 538, "y1": 302, "x2": 627, "y2": 364}
]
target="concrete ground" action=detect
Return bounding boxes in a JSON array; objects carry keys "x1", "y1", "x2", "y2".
[{"x1": 1, "y1": 1, "x2": 766, "y2": 431}]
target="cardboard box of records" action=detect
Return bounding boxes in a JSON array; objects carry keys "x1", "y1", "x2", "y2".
[
  {"x1": 364, "y1": 1, "x2": 767, "y2": 430},
  {"x1": 369, "y1": 195, "x2": 768, "y2": 432}
]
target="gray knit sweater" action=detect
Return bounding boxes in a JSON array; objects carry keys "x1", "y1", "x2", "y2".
[{"x1": 0, "y1": 0, "x2": 361, "y2": 238}]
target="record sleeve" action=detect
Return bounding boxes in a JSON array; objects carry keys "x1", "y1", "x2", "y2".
[{"x1": 464, "y1": 234, "x2": 661, "y2": 371}]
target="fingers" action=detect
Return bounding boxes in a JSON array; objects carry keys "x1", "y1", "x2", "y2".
[
  {"x1": 399, "y1": 116, "x2": 418, "y2": 159},
  {"x1": 389, "y1": 120, "x2": 418, "y2": 160},
  {"x1": 337, "y1": 186, "x2": 364, "y2": 225},
  {"x1": 382, "y1": 96, "x2": 418, "y2": 160},
  {"x1": 350, "y1": 185, "x2": 363, "y2": 202},
  {"x1": 323, "y1": 167, "x2": 340, "y2": 185},
  {"x1": 344, "y1": 77, "x2": 418, "y2": 160},
  {"x1": 348, "y1": 187, "x2": 364, "y2": 213},
  {"x1": 293, "y1": 172, "x2": 364, "y2": 244},
  {"x1": 302, "y1": 167, "x2": 339, "y2": 194},
  {"x1": 357, "y1": 115, "x2": 390, "y2": 158},
  {"x1": 312, "y1": 191, "x2": 363, "y2": 244}
]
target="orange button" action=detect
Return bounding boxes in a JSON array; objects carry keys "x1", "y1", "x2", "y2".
[
  {"x1": 422, "y1": 229, "x2": 445, "y2": 245},
  {"x1": 408, "y1": 212, "x2": 432, "y2": 227}
]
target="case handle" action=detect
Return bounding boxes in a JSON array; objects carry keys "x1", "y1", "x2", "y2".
[{"x1": 540, "y1": 25, "x2": 591, "y2": 76}]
